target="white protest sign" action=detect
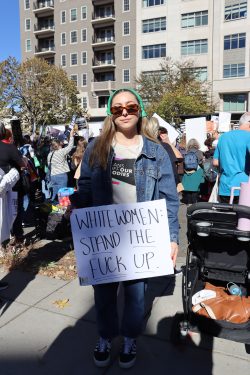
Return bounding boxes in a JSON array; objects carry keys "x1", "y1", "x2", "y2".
[
  {"x1": 185, "y1": 117, "x2": 207, "y2": 152},
  {"x1": 218, "y1": 112, "x2": 231, "y2": 132},
  {"x1": 152, "y1": 113, "x2": 179, "y2": 144},
  {"x1": 88, "y1": 122, "x2": 103, "y2": 138},
  {"x1": 70, "y1": 199, "x2": 174, "y2": 286}
]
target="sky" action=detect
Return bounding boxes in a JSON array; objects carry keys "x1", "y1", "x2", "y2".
[{"x1": 0, "y1": 0, "x2": 21, "y2": 61}]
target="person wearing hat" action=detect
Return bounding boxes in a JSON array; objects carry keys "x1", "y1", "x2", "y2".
[{"x1": 71, "y1": 88, "x2": 179, "y2": 368}]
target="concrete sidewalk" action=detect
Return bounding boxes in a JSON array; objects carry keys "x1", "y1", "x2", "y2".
[{"x1": 0, "y1": 255, "x2": 249, "y2": 375}]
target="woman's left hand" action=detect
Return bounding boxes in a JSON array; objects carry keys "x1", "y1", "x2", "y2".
[{"x1": 170, "y1": 242, "x2": 179, "y2": 268}]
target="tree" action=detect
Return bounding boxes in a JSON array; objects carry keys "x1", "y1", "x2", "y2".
[
  {"x1": 136, "y1": 57, "x2": 216, "y2": 125},
  {"x1": 0, "y1": 57, "x2": 83, "y2": 131}
]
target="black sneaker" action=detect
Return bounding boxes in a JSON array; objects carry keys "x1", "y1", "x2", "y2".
[
  {"x1": 0, "y1": 282, "x2": 8, "y2": 291},
  {"x1": 119, "y1": 337, "x2": 136, "y2": 369},
  {"x1": 93, "y1": 337, "x2": 111, "y2": 367}
]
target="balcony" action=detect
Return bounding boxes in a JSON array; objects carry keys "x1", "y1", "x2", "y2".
[
  {"x1": 34, "y1": 24, "x2": 55, "y2": 38},
  {"x1": 92, "y1": 35, "x2": 115, "y2": 49},
  {"x1": 33, "y1": 1, "x2": 54, "y2": 17},
  {"x1": 91, "y1": 12, "x2": 115, "y2": 26},
  {"x1": 91, "y1": 81, "x2": 116, "y2": 92},
  {"x1": 92, "y1": 58, "x2": 116, "y2": 70},
  {"x1": 34, "y1": 45, "x2": 55, "y2": 57}
]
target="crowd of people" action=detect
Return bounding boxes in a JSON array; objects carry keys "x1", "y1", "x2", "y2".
[{"x1": 0, "y1": 88, "x2": 250, "y2": 369}]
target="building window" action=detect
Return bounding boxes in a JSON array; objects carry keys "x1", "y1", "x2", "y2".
[
  {"x1": 181, "y1": 39, "x2": 208, "y2": 55},
  {"x1": 70, "y1": 30, "x2": 77, "y2": 44},
  {"x1": 70, "y1": 8, "x2": 77, "y2": 22},
  {"x1": 225, "y1": 1, "x2": 247, "y2": 21},
  {"x1": 61, "y1": 32, "x2": 66, "y2": 45},
  {"x1": 181, "y1": 10, "x2": 208, "y2": 28},
  {"x1": 25, "y1": 0, "x2": 30, "y2": 10},
  {"x1": 70, "y1": 74, "x2": 78, "y2": 86},
  {"x1": 81, "y1": 6, "x2": 87, "y2": 19},
  {"x1": 123, "y1": 69, "x2": 130, "y2": 83},
  {"x1": 61, "y1": 54, "x2": 66, "y2": 67},
  {"x1": 223, "y1": 63, "x2": 245, "y2": 78},
  {"x1": 142, "y1": 44, "x2": 166, "y2": 59},
  {"x1": 25, "y1": 19, "x2": 31, "y2": 31},
  {"x1": 142, "y1": 17, "x2": 166, "y2": 33},
  {"x1": 224, "y1": 33, "x2": 246, "y2": 50},
  {"x1": 143, "y1": 0, "x2": 165, "y2": 7},
  {"x1": 223, "y1": 94, "x2": 246, "y2": 112},
  {"x1": 123, "y1": 0, "x2": 130, "y2": 11},
  {"x1": 61, "y1": 10, "x2": 66, "y2": 24},
  {"x1": 71, "y1": 53, "x2": 78, "y2": 66},
  {"x1": 82, "y1": 97, "x2": 87, "y2": 109},
  {"x1": 123, "y1": 45, "x2": 130, "y2": 59},
  {"x1": 81, "y1": 29, "x2": 87, "y2": 42},
  {"x1": 123, "y1": 21, "x2": 130, "y2": 36},
  {"x1": 82, "y1": 73, "x2": 87, "y2": 86},
  {"x1": 26, "y1": 39, "x2": 31, "y2": 52},
  {"x1": 190, "y1": 67, "x2": 208, "y2": 81},
  {"x1": 82, "y1": 51, "x2": 87, "y2": 64}
]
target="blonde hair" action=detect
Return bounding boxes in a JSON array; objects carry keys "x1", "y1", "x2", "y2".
[
  {"x1": 146, "y1": 117, "x2": 160, "y2": 140},
  {"x1": 179, "y1": 134, "x2": 186, "y2": 149}
]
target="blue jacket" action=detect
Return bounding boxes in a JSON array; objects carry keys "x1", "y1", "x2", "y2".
[{"x1": 72, "y1": 136, "x2": 179, "y2": 243}]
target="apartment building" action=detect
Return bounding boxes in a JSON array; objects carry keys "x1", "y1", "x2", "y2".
[{"x1": 20, "y1": 0, "x2": 250, "y2": 120}]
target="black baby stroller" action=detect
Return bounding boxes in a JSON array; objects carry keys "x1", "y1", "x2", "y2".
[{"x1": 172, "y1": 202, "x2": 250, "y2": 346}]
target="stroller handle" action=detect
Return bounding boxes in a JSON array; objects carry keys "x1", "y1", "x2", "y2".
[{"x1": 187, "y1": 202, "x2": 250, "y2": 218}]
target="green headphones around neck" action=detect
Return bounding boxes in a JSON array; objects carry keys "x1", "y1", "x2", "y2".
[{"x1": 106, "y1": 88, "x2": 147, "y2": 118}]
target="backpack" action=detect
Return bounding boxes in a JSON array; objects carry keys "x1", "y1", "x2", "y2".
[
  {"x1": 203, "y1": 158, "x2": 218, "y2": 183},
  {"x1": 184, "y1": 151, "x2": 199, "y2": 171}
]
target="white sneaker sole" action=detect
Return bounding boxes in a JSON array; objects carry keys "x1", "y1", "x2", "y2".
[
  {"x1": 119, "y1": 357, "x2": 136, "y2": 369},
  {"x1": 93, "y1": 355, "x2": 111, "y2": 368}
]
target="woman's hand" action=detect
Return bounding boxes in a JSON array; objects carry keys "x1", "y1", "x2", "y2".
[{"x1": 170, "y1": 242, "x2": 179, "y2": 268}]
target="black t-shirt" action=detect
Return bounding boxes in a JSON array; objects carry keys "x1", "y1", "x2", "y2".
[{"x1": 0, "y1": 141, "x2": 23, "y2": 173}]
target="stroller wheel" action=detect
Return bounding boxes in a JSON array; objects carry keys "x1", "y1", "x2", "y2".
[{"x1": 170, "y1": 312, "x2": 189, "y2": 345}]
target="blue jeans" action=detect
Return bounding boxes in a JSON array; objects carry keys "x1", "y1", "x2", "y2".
[
  {"x1": 50, "y1": 173, "x2": 68, "y2": 201},
  {"x1": 93, "y1": 279, "x2": 147, "y2": 339}
]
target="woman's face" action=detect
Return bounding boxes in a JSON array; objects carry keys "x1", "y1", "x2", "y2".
[{"x1": 111, "y1": 91, "x2": 140, "y2": 134}]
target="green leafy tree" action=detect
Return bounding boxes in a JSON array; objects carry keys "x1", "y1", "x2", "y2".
[
  {"x1": 136, "y1": 57, "x2": 216, "y2": 125},
  {"x1": 0, "y1": 56, "x2": 84, "y2": 131}
]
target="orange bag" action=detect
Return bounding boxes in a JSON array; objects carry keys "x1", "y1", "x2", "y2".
[{"x1": 192, "y1": 283, "x2": 250, "y2": 323}]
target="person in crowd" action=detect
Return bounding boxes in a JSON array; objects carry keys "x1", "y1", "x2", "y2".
[
  {"x1": 146, "y1": 118, "x2": 179, "y2": 185},
  {"x1": 0, "y1": 167, "x2": 20, "y2": 291},
  {"x1": 200, "y1": 137, "x2": 217, "y2": 201},
  {"x1": 70, "y1": 88, "x2": 179, "y2": 369},
  {"x1": 35, "y1": 136, "x2": 51, "y2": 182},
  {"x1": 1, "y1": 128, "x2": 13, "y2": 144},
  {"x1": 47, "y1": 128, "x2": 75, "y2": 202},
  {"x1": 70, "y1": 137, "x2": 87, "y2": 185},
  {"x1": 0, "y1": 122, "x2": 25, "y2": 245},
  {"x1": 176, "y1": 134, "x2": 187, "y2": 182},
  {"x1": 182, "y1": 138, "x2": 205, "y2": 205},
  {"x1": 19, "y1": 134, "x2": 35, "y2": 160},
  {"x1": 212, "y1": 130, "x2": 220, "y2": 148},
  {"x1": 213, "y1": 112, "x2": 250, "y2": 203},
  {"x1": 157, "y1": 125, "x2": 182, "y2": 186}
]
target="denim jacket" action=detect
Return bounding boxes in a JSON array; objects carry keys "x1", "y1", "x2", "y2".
[{"x1": 72, "y1": 136, "x2": 179, "y2": 243}]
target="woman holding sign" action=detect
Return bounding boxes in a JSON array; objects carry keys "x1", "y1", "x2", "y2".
[{"x1": 71, "y1": 89, "x2": 179, "y2": 368}]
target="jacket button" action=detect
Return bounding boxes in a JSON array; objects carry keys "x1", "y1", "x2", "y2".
[{"x1": 140, "y1": 171, "x2": 144, "y2": 175}]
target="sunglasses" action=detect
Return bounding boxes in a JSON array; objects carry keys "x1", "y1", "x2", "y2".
[{"x1": 110, "y1": 103, "x2": 140, "y2": 116}]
